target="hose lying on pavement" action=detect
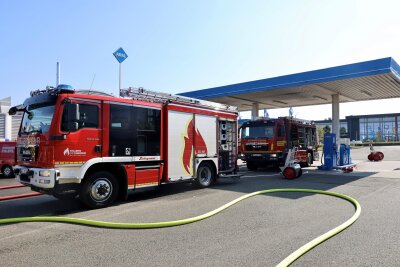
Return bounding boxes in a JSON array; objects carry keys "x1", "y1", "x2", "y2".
[{"x1": 0, "y1": 188, "x2": 361, "y2": 267}]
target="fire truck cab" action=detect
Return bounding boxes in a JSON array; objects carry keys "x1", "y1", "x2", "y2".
[
  {"x1": 9, "y1": 86, "x2": 239, "y2": 208},
  {"x1": 239, "y1": 117, "x2": 319, "y2": 170}
]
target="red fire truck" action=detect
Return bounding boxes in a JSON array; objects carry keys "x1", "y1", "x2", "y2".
[
  {"x1": 9, "y1": 85, "x2": 239, "y2": 208},
  {"x1": 0, "y1": 141, "x2": 16, "y2": 178},
  {"x1": 239, "y1": 117, "x2": 319, "y2": 170}
]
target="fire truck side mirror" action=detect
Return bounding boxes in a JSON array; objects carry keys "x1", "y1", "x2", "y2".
[
  {"x1": 9, "y1": 105, "x2": 25, "y2": 115},
  {"x1": 8, "y1": 107, "x2": 17, "y2": 115},
  {"x1": 67, "y1": 122, "x2": 79, "y2": 132}
]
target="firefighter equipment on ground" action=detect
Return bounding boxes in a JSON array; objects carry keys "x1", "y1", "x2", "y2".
[
  {"x1": 368, "y1": 144, "x2": 384, "y2": 161},
  {"x1": 280, "y1": 148, "x2": 302, "y2": 179}
]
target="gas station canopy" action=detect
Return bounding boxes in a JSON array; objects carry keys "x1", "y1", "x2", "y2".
[{"x1": 179, "y1": 57, "x2": 400, "y2": 111}]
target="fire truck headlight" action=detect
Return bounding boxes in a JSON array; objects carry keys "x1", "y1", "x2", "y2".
[
  {"x1": 39, "y1": 170, "x2": 51, "y2": 177},
  {"x1": 270, "y1": 154, "x2": 277, "y2": 158}
]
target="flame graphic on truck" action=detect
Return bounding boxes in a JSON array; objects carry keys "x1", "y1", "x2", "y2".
[{"x1": 182, "y1": 119, "x2": 207, "y2": 175}]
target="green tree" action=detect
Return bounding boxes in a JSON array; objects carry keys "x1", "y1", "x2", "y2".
[
  {"x1": 323, "y1": 125, "x2": 331, "y2": 134},
  {"x1": 317, "y1": 127, "x2": 325, "y2": 144}
]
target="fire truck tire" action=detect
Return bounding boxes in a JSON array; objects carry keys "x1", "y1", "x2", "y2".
[
  {"x1": 1, "y1": 165, "x2": 14, "y2": 178},
  {"x1": 80, "y1": 171, "x2": 119, "y2": 209},
  {"x1": 194, "y1": 162, "x2": 215, "y2": 188},
  {"x1": 246, "y1": 161, "x2": 258, "y2": 171},
  {"x1": 272, "y1": 162, "x2": 280, "y2": 170}
]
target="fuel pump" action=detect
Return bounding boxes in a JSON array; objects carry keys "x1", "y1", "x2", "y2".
[
  {"x1": 319, "y1": 133, "x2": 337, "y2": 170},
  {"x1": 339, "y1": 144, "x2": 351, "y2": 165}
]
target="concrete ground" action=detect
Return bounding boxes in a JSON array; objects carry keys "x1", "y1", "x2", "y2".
[{"x1": 0, "y1": 146, "x2": 399, "y2": 266}]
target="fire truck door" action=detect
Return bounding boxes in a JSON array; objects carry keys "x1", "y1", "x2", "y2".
[
  {"x1": 109, "y1": 104, "x2": 135, "y2": 157},
  {"x1": 56, "y1": 101, "x2": 102, "y2": 164},
  {"x1": 109, "y1": 104, "x2": 161, "y2": 158}
]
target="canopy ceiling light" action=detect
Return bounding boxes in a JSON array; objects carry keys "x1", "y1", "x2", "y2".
[
  {"x1": 313, "y1": 95, "x2": 328, "y2": 101},
  {"x1": 273, "y1": 100, "x2": 288, "y2": 105},
  {"x1": 360, "y1": 90, "x2": 373, "y2": 97}
]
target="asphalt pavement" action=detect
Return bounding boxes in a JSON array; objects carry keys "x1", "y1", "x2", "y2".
[{"x1": 0, "y1": 146, "x2": 399, "y2": 266}]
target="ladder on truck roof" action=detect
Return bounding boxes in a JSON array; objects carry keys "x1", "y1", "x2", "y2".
[
  {"x1": 120, "y1": 87, "x2": 238, "y2": 112},
  {"x1": 280, "y1": 116, "x2": 314, "y2": 126}
]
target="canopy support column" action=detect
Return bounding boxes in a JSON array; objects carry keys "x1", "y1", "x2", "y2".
[
  {"x1": 5, "y1": 113, "x2": 11, "y2": 141},
  {"x1": 332, "y1": 94, "x2": 340, "y2": 143},
  {"x1": 251, "y1": 103, "x2": 259, "y2": 119}
]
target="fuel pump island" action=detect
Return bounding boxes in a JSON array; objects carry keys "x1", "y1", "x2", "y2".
[{"x1": 319, "y1": 133, "x2": 354, "y2": 171}]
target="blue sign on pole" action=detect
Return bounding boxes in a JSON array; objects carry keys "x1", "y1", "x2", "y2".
[{"x1": 113, "y1": 47, "x2": 128, "y2": 63}]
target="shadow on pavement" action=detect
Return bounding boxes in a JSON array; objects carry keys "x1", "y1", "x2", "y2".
[{"x1": 210, "y1": 165, "x2": 378, "y2": 200}]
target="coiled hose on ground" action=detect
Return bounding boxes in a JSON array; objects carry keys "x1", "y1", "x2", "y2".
[{"x1": 0, "y1": 188, "x2": 361, "y2": 267}]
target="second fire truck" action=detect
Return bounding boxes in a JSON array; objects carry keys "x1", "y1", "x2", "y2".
[
  {"x1": 239, "y1": 117, "x2": 319, "y2": 170},
  {"x1": 0, "y1": 141, "x2": 16, "y2": 178},
  {"x1": 10, "y1": 86, "x2": 239, "y2": 208}
]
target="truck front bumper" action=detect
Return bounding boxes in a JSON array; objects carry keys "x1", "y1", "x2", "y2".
[
  {"x1": 242, "y1": 152, "x2": 284, "y2": 162},
  {"x1": 14, "y1": 165, "x2": 58, "y2": 189}
]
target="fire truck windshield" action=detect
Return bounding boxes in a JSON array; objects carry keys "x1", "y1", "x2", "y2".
[
  {"x1": 241, "y1": 125, "x2": 274, "y2": 139},
  {"x1": 21, "y1": 104, "x2": 55, "y2": 134}
]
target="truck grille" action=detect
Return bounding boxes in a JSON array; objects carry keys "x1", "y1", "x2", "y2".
[
  {"x1": 19, "y1": 146, "x2": 39, "y2": 162},
  {"x1": 245, "y1": 144, "x2": 268, "y2": 151}
]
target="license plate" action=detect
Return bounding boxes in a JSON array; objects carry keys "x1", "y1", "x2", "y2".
[
  {"x1": 252, "y1": 154, "x2": 262, "y2": 157},
  {"x1": 22, "y1": 149, "x2": 32, "y2": 156},
  {"x1": 20, "y1": 174, "x2": 31, "y2": 182}
]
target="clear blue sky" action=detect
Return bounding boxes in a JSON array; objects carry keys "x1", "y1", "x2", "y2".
[{"x1": 1, "y1": 0, "x2": 400, "y2": 120}]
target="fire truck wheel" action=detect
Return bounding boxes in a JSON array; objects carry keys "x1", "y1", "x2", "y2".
[
  {"x1": 195, "y1": 162, "x2": 215, "y2": 188},
  {"x1": 1, "y1": 165, "x2": 14, "y2": 178},
  {"x1": 80, "y1": 171, "x2": 119, "y2": 209},
  {"x1": 246, "y1": 161, "x2": 258, "y2": 171}
]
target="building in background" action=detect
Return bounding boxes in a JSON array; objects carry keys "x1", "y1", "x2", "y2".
[
  {"x1": 0, "y1": 97, "x2": 22, "y2": 141},
  {"x1": 314, "y1": 113, "x2": 399, "y2": 142},
  {"x1": 314, "y1": 118, "x2": 348, "y2": 139}
]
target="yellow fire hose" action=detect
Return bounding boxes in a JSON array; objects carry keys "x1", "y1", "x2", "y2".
[{"x1": 0, "y1": 188, "x2": 361, "y2": 266}]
